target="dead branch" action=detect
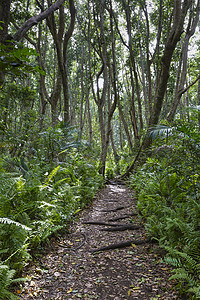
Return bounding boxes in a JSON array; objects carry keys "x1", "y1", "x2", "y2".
[{"x1": 178, "y1": 73, "x2": 200, "y2": 97}]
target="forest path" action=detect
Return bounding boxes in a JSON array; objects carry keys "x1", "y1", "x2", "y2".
[{"x1": 19, "y1": 183, "x2": 179, "y2": 300}]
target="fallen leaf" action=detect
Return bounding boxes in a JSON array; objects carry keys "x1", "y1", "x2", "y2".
[
  {"x1": 29, "y1": 281, "x2": 36, "y2": 287},
  {"x1": 67, "y1": 287, "x2": 73, "y2": 293},
  {"x1": 54, "y1": 271, "x2": 61, "y2": 277}
]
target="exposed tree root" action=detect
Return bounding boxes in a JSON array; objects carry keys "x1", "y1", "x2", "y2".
[
  {"x1": 58, "y1": 233, "x2": 87, "y2": 251},
  {"x1": 101, "y1": 206, "x2": 129, "y2": 212},
  {"x1": 108, "y1": 213, "x2": 137, "y2": 222},
  {"x1": 82, "y1": 221, "x2": 124, "y2": 227},
  {"x1": 72, "y1": 233, "x2": 87, "y2": 251},
  {"x1": 91, "y1": 238, "x2": 151, "y2": 253},
  {"x1": 101, "y1": 224, "x2": 142, "y2": 232},
  {"x1": 99, "y1": 199, "x2": 118, "y2": 202},
  {"x1": 106, "y1": 179, "x2": 127, "y2": 185}
]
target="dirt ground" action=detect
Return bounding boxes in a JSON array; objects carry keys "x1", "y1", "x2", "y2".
[{"x1": 17, "y1": 183, "x2": 181, "y2": 299}]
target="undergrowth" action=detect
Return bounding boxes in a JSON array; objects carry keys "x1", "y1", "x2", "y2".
[
  {"x1": 130, "y1": 116, "x2": 200, "y2": 299},
  {"x1": 0, "y1": 125, "x2": 103, "y2": 299}
]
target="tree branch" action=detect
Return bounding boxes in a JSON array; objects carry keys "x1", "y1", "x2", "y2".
[
  {"x1": 13, "y1": 0, "x2": 65, "y2": 41},
  {"x1": 178, "y1": 74, "x2": 200, "y2": 96}
]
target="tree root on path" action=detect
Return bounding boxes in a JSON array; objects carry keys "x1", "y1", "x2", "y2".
[
  {"x1": 72, "y1": 233, "x2": 87, "y2": 251},
  {"x1": 82, "y1": 221, "x2": 125, "y2": 226},
  {"x1": 58, "y1": 233, "x2": 87, "y2": 251},
  {"x1": 99, "y1": 199, "x2": 118, "y2": 202},
  {"x1": 101, "y1": 206, "x2": 130, "y2": 212},
  {"x1": 101, "y1": 224, "x2": 142, "y2": 232},
  {"x1": 108, "y1": 213, "x2": 137, "y2": 222},
  {"x1": 91, "y1": 238, "x2": 151, "y2": 253},
  {"x1": 106, "y1": 179, "x2": 127, "y2": 185}
]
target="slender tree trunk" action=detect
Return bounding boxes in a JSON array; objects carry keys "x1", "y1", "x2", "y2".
[
  {"x1": 79, "y1": 45, "x2": 85, "y2": 140},
  {"x1": 139, "y1": 45, "x2": 148, "y2": 124},
  {"x1": 0, "y1": 0, "x2": 11, "y2": 42},
  {"x1": 0, "y1": 0, "x2": 11, "y2": 86},
  {"x1": 119, "y1": 117, "x2": 123, "y2": 151},
  {"x1": 110, "y1": 127, "x2": 120, "y2": 174},
  {"x1": 37, "y1": 21, "x2": 48, "y2": 129},
  {"x1": 63, "y1": 0, "x2": 76, "y2": 124},
  {"x1": 118, "y1": 102, "x2": 133, "y2": 152},
  {"x1": 122, "y1": 0, "x2": 139, "y2": 143},
  {"x1": 167, "y1": 0, "x2": 200, "y2": 122},
  {"x1": 49, "y1": 72, "x2": 62, "y2": 126},
  {"x1": 99, "y1": 0, "x2": 119, "y2": 176},
  {"x1": 141, "y1": 6, "x2": 152, "y2": 116},
  {"x1": 198, "y1": 77, "x2": 200, "y2": 131}
]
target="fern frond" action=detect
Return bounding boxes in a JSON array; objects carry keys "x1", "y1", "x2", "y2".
[
  {"x1": 187, "y1": 286, "x2": 200, "y2": 298},
  {"x1": 0, "y1": 218, "x2": 31, "y2": 231},
  {"x1": 38, "y1": 201, "x2": 56, "y2": 208},
  {"x1": 164, "y1": 256, "x2": 181, "y2": 268},
  {"x1": 185, "y1": 105, "x2": 200, "y2": 112},
  {"x1": 169, "y1": 268, "x2": 191, "y2": 281},
  {"x1": 169, "y1": 268, "x2": 199, "y2": 291},
  {"x1": 149, "y1": 125, "x2": 175, "y2": 140},
  {"x1": 0, "y1": 263, "x2": 25, "y2": 299},
  {"x1": 41, "y1": 166, "x2": 60, "y2": 189},
  {"x1": 173, "y1": 250, "x2": 199, "y2": 272}
]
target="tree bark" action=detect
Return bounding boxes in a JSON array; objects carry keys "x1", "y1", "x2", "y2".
[
  {"x1": 79, "y1": 45, "x2": 85, "y2": 140},
  {"x1": 0, "y1": 0, "x2": 11, "y2": 42},
  {"x1": 63, "y1": 0, "x2": 76, "y2": 124},
  {"x1": 122, "y1": 0, "x2": 139, "y2": 143},
  {"x1": 118, "y1": 102, "x2": 133, "y2": 152}
]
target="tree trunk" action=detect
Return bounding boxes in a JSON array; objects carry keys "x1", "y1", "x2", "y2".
[
  {"x1": 0, "y1": 0, "x2": 11, "y2": 42},
  {"x1": 167, "y1": 0, "x2": 200, "y2": 122},
  {"x1": 63, "y1": 0, "x2": 76, "y2": 124},
  {"x1": 118, "y1": 102, "x2": 133, "y2": 152},
  {"x1": 198, "y1": 75, "x2": 200, "y2": 131},
  {"x1": 148, "y1": 0, "x2": 191, "y2": 128},
  {"x1": 122, "y1": 0, "x2": 139, "y2": 143},
  {"x1": 79, "y1": 45, "x2": 85, "y2": 140}
]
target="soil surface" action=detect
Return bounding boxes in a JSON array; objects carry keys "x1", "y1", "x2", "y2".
[{"x1": 18, "y1": 183, "x2": 180, "y2": 299}]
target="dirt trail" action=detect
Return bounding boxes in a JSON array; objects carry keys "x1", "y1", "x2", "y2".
[{"x1": 19, "y1": 183, "x2": 180, "y2": 299}]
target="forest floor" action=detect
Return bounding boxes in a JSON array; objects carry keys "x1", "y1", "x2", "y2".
[{"x1": 18, "y1": 183, "x2": 181, "y2": 300}]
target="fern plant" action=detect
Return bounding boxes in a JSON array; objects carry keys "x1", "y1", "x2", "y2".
[
  {"x1": 0, "y1": 263, "x2": 25, "y2": 300},
  {"x1": 130, "y1": 115, "x2": 200, "y2": 298}
]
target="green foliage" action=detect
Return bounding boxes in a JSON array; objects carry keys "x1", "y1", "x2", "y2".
[
  {"x1": 0, "y1": 124, "x2": 103, "y2": 296},
  {"x1": 130, "y1": 117, "x2": 200, "y2": 298},
  {"x1": 0, "y1": 41, "x2": 45, "y2": 81},
  {"x1": 0, "y1": 262, "x2": 25, "y2": 300}
]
